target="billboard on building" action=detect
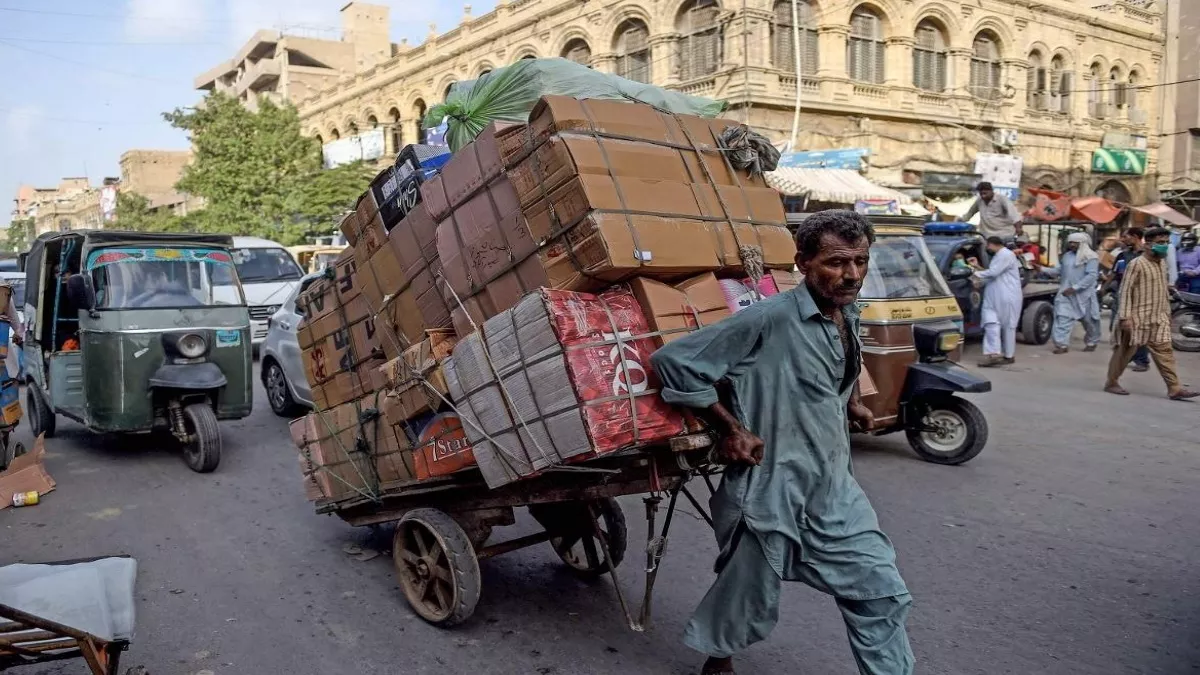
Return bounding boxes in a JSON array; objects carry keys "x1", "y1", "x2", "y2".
[
  {"x1": 322, "y1": 127, "x2": 386, "y2": 168},
  {"x1": 973, "y1": 153, "x2": 1023, "y2": 201},
  {"x1": 100, "y1": 185, "x2": 117, "y2": 223},
  {"x1": 777, "y1": 148, "x2": 869, "y2": 170}
]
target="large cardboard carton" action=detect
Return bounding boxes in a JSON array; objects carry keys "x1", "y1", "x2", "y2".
[
  {"x1": 628, "y1": 273, "x2": 731, "y2": 348},
  {"x1": 388, "y1": 204, "x2": 455, "y2": 333},
  {"x1": 290, "y1": 394, "x2": 415, "y2": 500},
  {"x1": 0, "y1": 434, "x2": 53, "y2": 510},
  {"x1": 359, "y1": 239, "x2": 408, "y2": 312},
  {"x1": 378, "y1": 329, "x2": 458, "y2": 425},
  {"x1": 420, "y1": 121, "x2": 515, "y2": 220},
  {"x1": 445, "y1": 287, "x2": 686, "y2": 488},
  {"x1": 376, "y1": 286, "x2": 425, "y2": 359}
]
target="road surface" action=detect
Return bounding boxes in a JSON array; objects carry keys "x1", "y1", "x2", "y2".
[{"x1": 3, "y1": 339, "x2": 1199, "y2": 674}]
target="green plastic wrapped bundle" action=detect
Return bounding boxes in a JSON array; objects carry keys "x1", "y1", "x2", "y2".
[{"x1": 423, "y1": 57, "x2": 727, "y2": 151}]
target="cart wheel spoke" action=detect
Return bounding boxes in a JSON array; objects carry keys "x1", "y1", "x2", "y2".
[
  {"x1": 556, "y1": 533, "x2": 583, "y2": 553},
  {"x1": 398, "y1": 548, "x2": 421, "y2": 566},
  {"x1": 432, "y1": 562, "x2": 453, "y2": 583},
  {"x1": 581, "y1": 534, "x2": 602, "y2": 570},
  {"x1": 412, "y1": 527, "x2": 430, "y2": 558},
  {"x1": 431, "y1": 579, "x2": 450, "y2": 609}
]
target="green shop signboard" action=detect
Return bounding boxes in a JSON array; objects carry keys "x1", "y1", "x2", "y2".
[{"x1": 1091, "y1": 148, "x2": 1147, "y2": 175}]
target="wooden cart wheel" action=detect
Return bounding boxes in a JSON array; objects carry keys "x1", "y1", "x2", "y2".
[
  {"x1": 546, "y1": 498, "x2": 628, "y2": 578},
  {"x1": 393, "y1": 508, "x2": 481, "y2": 627}
]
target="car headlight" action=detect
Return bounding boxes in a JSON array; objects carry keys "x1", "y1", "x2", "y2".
[
  {"x1": 177, "y1": 333, "x2": 208, "y2": 358},
  {"x1": 937, "y1": 331, "x2": 962, "y2": 352}
]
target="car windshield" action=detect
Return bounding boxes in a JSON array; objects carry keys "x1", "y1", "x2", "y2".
[
  {"x1": 226, "y1": 247, "x2": 303, "y2": 284},
  {"x1": 862, "y1": 235, "x2": 952, "y2": 300},
  {"x1": 88, "y1": 247, "x2": 246, "y2": 309}
]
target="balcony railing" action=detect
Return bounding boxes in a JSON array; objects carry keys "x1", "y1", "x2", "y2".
[
  {"x1": 779, "y1": 74, "x2": 819, "y2": 95},
  {"x1": 917, "y1": 92, "x2": 951, "y2": 108},
  {"x1": 852, "y1": 84, "x2": 888, "y2": 100},
  {"x1": 678, "y1": 77, "x2": 717, "y2": 97}
]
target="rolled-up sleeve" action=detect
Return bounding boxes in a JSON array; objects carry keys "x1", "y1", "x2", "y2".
[{"x1": 650, "y1": 307, "x2": 767, "y2": 409}]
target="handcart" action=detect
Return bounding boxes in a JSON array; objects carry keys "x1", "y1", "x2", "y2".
[
  {"x1": 318, "y1": 434, "x2": 720, "y2": 629},
  {"x1": 0, "y1": 556, "x2": 137, "y2": 674}
]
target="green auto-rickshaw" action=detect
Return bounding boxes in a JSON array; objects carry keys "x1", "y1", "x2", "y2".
[{"x1": 21, "y1": 231, "x2": 253, "y2": 472}]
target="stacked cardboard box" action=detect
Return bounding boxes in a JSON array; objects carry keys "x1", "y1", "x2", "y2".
[{"x1": 291, "y1": 99, "x2": 806, "y2": 499}]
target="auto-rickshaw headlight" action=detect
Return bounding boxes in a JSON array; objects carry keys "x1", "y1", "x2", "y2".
[
  {"x1": 177, "y1": 333, "x2": 208, "y2": 358},
  {"x1": 937, "y1": 332, "x2": 962, "y2": 352}
]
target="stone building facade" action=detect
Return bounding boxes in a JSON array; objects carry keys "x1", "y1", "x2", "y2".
[
  {"x1": 119, "y1": 149, "x2": 205, "y2": 217},
  {"x1": 22, "y1": 178, "x2": 113, "y2": 236},
  {"x1": 204, "y1": 0, "x2": 1166, "y2": 204},
  {"x1": 1158, "y1": 0, "x2": 1199, "y2": 216}
]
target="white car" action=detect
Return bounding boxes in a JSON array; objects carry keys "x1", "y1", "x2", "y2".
[
  {"x1": 259, "y1": 272, "x2": 322, "y2": 416},
  {"x1": 221, "y1": 237, "x2": 304, "y2": 348}
]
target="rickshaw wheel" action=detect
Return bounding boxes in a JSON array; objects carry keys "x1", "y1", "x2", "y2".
[
  {"x1": 180, "y1": 403, "x2": 221, "y2": 473},
  {"x1": 1171, "y1": 308, "x2": 1200, "y2": 352},
  {"x1": 1019, "y1": 300, "x2": 1054, "y2": 345},
  {"x1": 27, "y1": 385, "x2": 56, "y2": 439},
  {"x1": 905, "y1": 397, "x2": 988, "y2": 465},
  {"x1": 535, "y1": 498, "x2": 628, "y2": 578},
  {"x1": 393, "y1": 508, "x2": 481, "y2": 627}
]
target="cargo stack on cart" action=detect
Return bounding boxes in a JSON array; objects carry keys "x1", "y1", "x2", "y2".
[{"x1": 286, "y1": 57, "x2": 799, "y2": 627}]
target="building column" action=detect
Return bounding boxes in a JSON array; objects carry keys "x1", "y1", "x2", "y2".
[
  {"x1": 886, "y1": 36, "x2": 915, "y2": 109},
  {"x1": 949, "y1": 47, "x2": 973, "y2": 100},
  {"x1": 651, "y1": 34, "x2": 680, "y2": 86},
  {"x1": 817, "y1": 25, "x2": 849, "y2": 101},
  {"x1": 591, "y1": 54, "x2": 617, "y2": 76}
]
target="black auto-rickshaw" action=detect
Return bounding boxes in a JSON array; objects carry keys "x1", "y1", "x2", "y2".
[{"x1": 21, "y1": 231, "x2": 253, "y2": 472}]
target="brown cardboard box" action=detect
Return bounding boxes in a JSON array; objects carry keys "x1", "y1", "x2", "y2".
[
  {"x1": 0, "y1": 434, "x2": 54, "y2": 510},
  {"x1": 351, "y1": 177, "x2": 390, "y2": 259},
  {"x1": 421, "y1": 122, "x2": 516, "y2": 219},
  {"x1": 378, "y1": 329, "x2": 457, "y2": 426},
  {"x1": 298, "y1": 294, "x2": 370, "y2": 349},
  {"x1": 337, "y1": 211, "x2": 360, "y2": 247},
  {"x1": 387, "y1": 205, "x2": 454, "y2": 335},
  {"x1": 313, "y1": 365, "x2": 383, "y2": 410},
  {"x1": 359, "y1": 239, "x2": 407, "y2": 312},
  {"x1": 291, "y1": 405, "x2": 374, "y2": 501},
  {"x1": 380, "y1": 329, "x2": 458, "y2": 387},
  {"x1": 376, "y1": 286, "x2": 425, "y2": 359},
  {"x1": 497, "y1": 97, "x2": 684, "y2": 165},
  {"x1": 770, "y1": 269, "x2": 801, "y2": 293},
  {"x1": 629, "y1": 273, "x2": 731, "y2": 348}
]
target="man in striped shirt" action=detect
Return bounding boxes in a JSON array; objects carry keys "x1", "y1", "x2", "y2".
[{"x1": 1105, "y1": 227, "x2": 1199, "y2": 399}]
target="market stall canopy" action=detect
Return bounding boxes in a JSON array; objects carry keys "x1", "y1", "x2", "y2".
[
  {"x1": 765, "y1": 168, "x2": 913, "y2": 204},
  {"x1": 1025, "y1": 188, "x2": 1123, "y2": 224},
  {"x1": 927, "y1": 197, "x2": 977, "y2": 218},
  {"x1": 1131, "y1": 202, "x2": 1197, "y2": 227}
]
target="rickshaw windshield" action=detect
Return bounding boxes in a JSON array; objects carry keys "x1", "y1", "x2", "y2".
[
  {"x1": 87, "y1": 247, "x2": 246, "y2": 310},
  {"x1": 862, "y1": 235, "x2": 952, "y2": 300}
]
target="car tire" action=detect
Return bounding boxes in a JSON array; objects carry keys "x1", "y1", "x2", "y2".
[
  {"x1": 180, "y1": 402, "x2": 221, "y2": 473},
  {"x1": 27, "y1": 383, "x2": 56, "y2": 439},
  {"x1": 263, "y1": 359, "x2": 305, "y2": 417},
  {"x1": 1019, "y1": 300, "x2": 1053, "y2": 345}
]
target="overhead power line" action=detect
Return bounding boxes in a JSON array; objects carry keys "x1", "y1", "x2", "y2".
[
  {"x1": 0, "y1": 36, "x2": 219, "y2": 46},
  {"x1": 0, "y1": 39, "x2": 177, "y2": 84},
  {"x1": 0, "y1": 5, "x2": 231, "y2": 24},
  {"x1": 0, "y1": 105, "x2": 161, "y2": 126}
]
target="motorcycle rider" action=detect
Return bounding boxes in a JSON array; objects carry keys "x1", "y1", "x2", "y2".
[{"x1": 1176, "y1": 233, "x2": 1200, "y2": 293}]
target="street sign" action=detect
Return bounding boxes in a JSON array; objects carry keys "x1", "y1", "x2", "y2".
[
  {"x1": 777, "y1": 148, "x2": 869, "y2": 170},
  {"x1": 1091, "y1": 148, "x2": 1146, "y2": 175}
]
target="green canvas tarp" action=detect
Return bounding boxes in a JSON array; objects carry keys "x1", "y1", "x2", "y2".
[{"x1": 424, "y1": 57, "x2": 727, "y2": 151}]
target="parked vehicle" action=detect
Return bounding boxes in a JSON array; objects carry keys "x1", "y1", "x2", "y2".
[
  {"x1": 260, "y1": 272, "x2": 323, "y2": 416},
  {"x1": 22, "y1": 231, "x2": 253, "y2": 473},
  {"x1": 288, "y1": 244, "x2": 346, "y2": 274},
  {"x1": 1172, "y1": 289, "x2": 1200, "y2": 352},
  {"x1": 225, "y1": 237, "x2": 304, "y2": 347},
  {"x1": 923, "y1": 221, "x2": 1063, "y2": 345},
  {"x1": 857, "y1": 218, "x2": 992, "y2": 465}
]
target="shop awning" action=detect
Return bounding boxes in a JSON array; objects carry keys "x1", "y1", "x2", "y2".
[
  {"x1": 765, "y1": 168, "x2": 913, "y2": 204},
  {"x1": 927, "y1": 197, "x2": 977, "y2": 218},
  {"x1": 1025, "y1": 188, "x2": 1123, "y2": 224},
  {"x1": 1131, "y1": 202, "x2": 1197, "y2": 227}
]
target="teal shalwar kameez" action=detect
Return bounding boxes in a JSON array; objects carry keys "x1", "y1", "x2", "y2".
[{"x1": 650, "y1": 283, "x2": 914, "y2": 674}]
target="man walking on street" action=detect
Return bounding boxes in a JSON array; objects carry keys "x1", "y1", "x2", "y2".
[
  {"x1": 1176, "y1": 232, "x2": 1200, "y2": 293},
  {"x1": 651, "y1": 210, "x2": 913, "y2": 675},
  {"x1": 1105, "y1": 227, "x2": 1199, "y2": 400},
  {"x1": 963, "y1": 181, "x2": 1023, "y2": 239},
  {"x1": 974, "y1": 236, "x2": 1023, "y2": 367},
  {"x1": 1050, "y1": 232, "x2": 1101, "y2": 353},
  {"x1": 1111, "y1": 228, "x2": 1151, "y2": 371}
]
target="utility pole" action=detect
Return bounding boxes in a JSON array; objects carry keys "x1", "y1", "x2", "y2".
[{"x1": 788, "y1": 0, "x2": 803, "y2": 151}]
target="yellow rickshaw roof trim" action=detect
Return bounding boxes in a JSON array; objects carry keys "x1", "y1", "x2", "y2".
[
  {"x1": 873, "y1": 225, "x2": 925, "y2": 236},
  {"x1": 857, "y1": 298, "x2": 963, "y2": 322}
]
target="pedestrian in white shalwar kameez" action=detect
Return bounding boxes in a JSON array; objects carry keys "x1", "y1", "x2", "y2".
[
  {"x1": 1051, "y1": 231, "x2": 1102, "y2": 353},
  {"x1": 973, "y1": 236, "x2": 1023, "y2": 367}
]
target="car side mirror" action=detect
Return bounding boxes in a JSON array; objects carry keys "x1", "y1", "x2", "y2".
[{"x1": 948, "y1": 267, "x2": 973, "y2": 280}]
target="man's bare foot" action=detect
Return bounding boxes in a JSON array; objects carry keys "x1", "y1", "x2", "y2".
[
  {"x1": 1169, "y1": 389, "x2": 1200, "y2": 400},
  {"x1": 701, "y1": 656, "x2": 735, "y2": 675},
  {"x1": 1104, "y1": 385, "x2": 1130, "y2": 395}
]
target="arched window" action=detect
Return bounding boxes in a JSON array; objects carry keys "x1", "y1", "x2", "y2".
[
  {"x1": 443, "y1": 81, "x2": 457, "y2": 101},
  {"x1": 1050, "y1": 55, "x2": 1070, "y2": 114},
  {"x1": 562, "y1": 39, "x2": 593, "y2": 67},
  {"x1": 1127, "y1": 70, "x2": 1140, "y2": 113},
  {"x1": 1109, "y1": 67, "x2": 1125, "y2": 110},
  {"x1": 615, "y1": 19, "x2": 651, "y2": 83},
  {"x1": 1027, "y1": 51, "x2": 1045, "y2": 109},
  {"x1": 388, "y1": 107, "x2": 402, "y2": 151},
  {"x1": 847, "y1": 7, "x2": 884, "y2": 84},
  {"x1": 677, "y1": 0, "x2": 723, "y2": 80},
  {"x1": 519, "y1": 54, "x2": 537, "y2": 60},
  {"x1": 1088, "y1": 62, "x2": 1103, "y2": 118},
  {"x1": 329, "y1": 127, "x2": 340, "y2": 140},
  {"x1": 772, "y1": 0, "x2": 817, "y2": 76},
  {"x1": 969, "y1": 31, "x2": 1002, "y2": 99},
  {"x1": 912, "y1": 19, "x2": 947, "y2": 92},
  {"x1": 413, "y1": 99, "x2": 427, "y2": 144},
  {"x1": 315, "y1": 133, "x2": 324, "y2": 146},
  {"x1": 479, "y1": 68, "x2": 492, "y2": 76},
  {"x1": 347, "y1": 121, "x2": 359, "y2": 136}
]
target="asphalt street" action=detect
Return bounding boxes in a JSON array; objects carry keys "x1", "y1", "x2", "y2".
[{"x1": 3, "y1": 335, "x2": 1200, "y2": 675}]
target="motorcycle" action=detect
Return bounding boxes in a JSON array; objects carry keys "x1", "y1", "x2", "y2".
[{"x1": 1171, "y1": 289, "x2": 1200, "y2": 352}]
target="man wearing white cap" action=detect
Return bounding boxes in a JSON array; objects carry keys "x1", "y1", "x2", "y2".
[{"x1": 1051, "y1": 232, "x2": 1102, "y2": 353}]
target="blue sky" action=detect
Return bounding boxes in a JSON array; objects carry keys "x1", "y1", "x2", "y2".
[{"x1": 0, "y1": 0, "x2": 494, "y2": 226}]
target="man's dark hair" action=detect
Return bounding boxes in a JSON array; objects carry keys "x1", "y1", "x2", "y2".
[
  {"x1": 794, "y1": 210, "x2": 875, "y2": 258},
  {"x1": 1124, "y1": 226, "x2": 1144, "y2": 239},
  {"x1": 1145, "y1": 226, "x2": 1171, "y2": 241},
  {"x1": 976, "y1": 181, "x2": 993, "y2": 192},
  {"x1": 986, "y1": 236, "x2": 1005, "y2": 246}
]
